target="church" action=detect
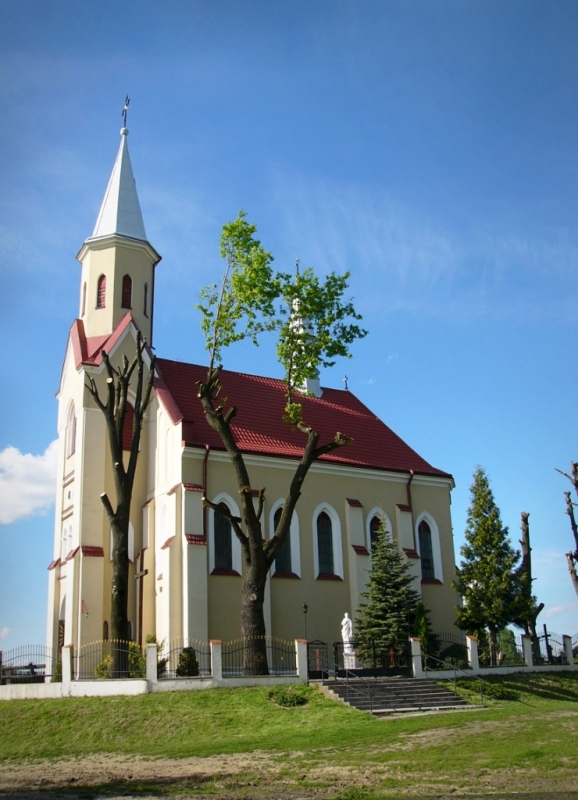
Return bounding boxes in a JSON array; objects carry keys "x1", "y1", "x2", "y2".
[{"x1": 46, "y1": 126, "x2": 460, "y2": 655}]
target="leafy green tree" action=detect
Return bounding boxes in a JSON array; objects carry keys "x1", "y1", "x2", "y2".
[
  {"x1": 452, "y1": 466, "x2": 522, "y2": 666},
  {"x1": 196, "y1": 212, "x2": 367, "y2": 675},
  {"x1": 354, "y1": 523, "x2": 421, "y2": 663}
]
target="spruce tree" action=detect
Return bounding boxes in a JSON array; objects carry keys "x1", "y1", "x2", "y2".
[
  {"x1": 355, "y1": 523, "x2": 421, "y2": 662},
  {"x1": 452, "y1": 466, "x2": 522, "y2": 666}
]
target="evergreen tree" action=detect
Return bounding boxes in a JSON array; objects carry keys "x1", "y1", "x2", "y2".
[
  {"x1": 355, "y1": 523, "x2": 421, "y2": 662},
  {"x1": 413, "y1": 601, "x2": 435, "y2": 659},
  {"x1": 452, "y1": 466, "x2": 522, "y2": 666}
]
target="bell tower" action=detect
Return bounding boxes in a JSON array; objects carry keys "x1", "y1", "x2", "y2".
[{"x1": 76, "y1": 126, "x2": 161, "y2": 344}]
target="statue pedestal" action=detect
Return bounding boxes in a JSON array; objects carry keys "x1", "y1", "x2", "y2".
[{"x1": 344, "y1": 651, "x2": 356, "y2": 670}]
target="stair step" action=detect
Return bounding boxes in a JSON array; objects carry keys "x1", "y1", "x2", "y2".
[{"x1": 321, "y1": 677, "x2": 468, "y2": 716}]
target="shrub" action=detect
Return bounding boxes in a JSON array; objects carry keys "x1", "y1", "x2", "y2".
[
  {"x1": 176, "y1": 646, "x2": 199, "y2": 677},
  {"x1": 94, "y1": 653, "x2": 112, "y2": 679},
  {"x1": 128, "y1": 642, "x2": 146, "y2": 677},
  {"x1": 267, "y1": 686, "x2": 308, "y2": 707}
]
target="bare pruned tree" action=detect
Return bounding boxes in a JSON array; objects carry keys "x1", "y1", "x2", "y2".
[
  {"x1": 86, "y1": 331, "x2": 156, "y2": 674},
  {"x1": 555, "y1": 462, "x2": 578, "y2": 599},
  {"x1": 516, "y1": 512, "x2": 544, "y2": 662}
]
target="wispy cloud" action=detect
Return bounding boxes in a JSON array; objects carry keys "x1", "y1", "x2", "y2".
[
  {"x1": 543, "y1": 603, "x2": 578, "y2": 621},
  {"x1": 0, "y1": 627, "x2": 11, "y2": 641},
  {"x1": 0, "y1": 441, "x2": 58, "y2": 525},
  {"x1": 270, "y1": 172, "x2": 578, "y2": 322}
]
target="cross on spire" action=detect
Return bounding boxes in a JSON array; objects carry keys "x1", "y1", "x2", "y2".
[{"x1": 122, "y1": 96, "x2": 130, "y2": 127}]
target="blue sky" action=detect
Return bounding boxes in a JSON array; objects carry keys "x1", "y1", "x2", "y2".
[{"x1": 1, "y1": 0, "x2": 577, "y2": 649}]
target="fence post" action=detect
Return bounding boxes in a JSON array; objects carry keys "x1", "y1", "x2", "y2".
[
  {"x1": 466, "y1": 636, "x2": 479, "y2": 672},
  {"x1": 62, "y1": 644, "x2": 73, "y2": 691},
  {"x1": 521, "y1": 634, "x2": 533, "y2": 668},
  {"x1": 295, "y1": 639, "x2": 308, "y2": 684},
  {"x1": 146, "y1": 643, "x2": 158, "y2": 687},
  {"x1": 562, "y1": 635, "x2": 575, "y2": 667},
  {"x1": 210, "y1": 640, "x2": 222, "y2": 683},
  {"x1": 410, "y1": 637, "x2": 424, "y2": 678}
]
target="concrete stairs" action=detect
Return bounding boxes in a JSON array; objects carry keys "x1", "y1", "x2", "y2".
[{"x1": 321, "y1": 677, "x2": 469, "y2": 715}]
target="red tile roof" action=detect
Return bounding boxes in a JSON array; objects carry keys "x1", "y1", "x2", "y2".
[{"x1": 155, "y1": 358, "x2": 451, "y2": 479}]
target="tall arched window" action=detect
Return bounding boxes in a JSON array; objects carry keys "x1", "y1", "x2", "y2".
[
  {"x1": 369, "y1": 515, "x2": 382, "y2": 552},
  {"x1": 274, "y1": 507, "x2": 292, "y2": 574},
  {"x1": 81, "y1": 282, "x2": 86, "y2": 317},
  {"x1": 418, "y1": 520, "x2": 435, "y2": 580},
  {"x1": 122, "y1": 403, "x2": 134, "y2": 451},
  {"x1": 214, "y1": 505, "x2": 233, "y2": 570},
  {"x1": 317, "y1": 511, "x2": 334, "y2": 575},
  {"x1": 66, "y1": 404, "x2": 76, "y2": 458},
  {"x1": 143, "y1": 283, "x2": 149, "y2": 317},
  {"x1": 96, "y1": 275, "x2": 106, "y2": 308},
  {"x1": 121, "y1": 274, "x2": 132, "y2": 308},
  {"x1": 103, "y1": 620, "x2": 109, "y2": 641}
]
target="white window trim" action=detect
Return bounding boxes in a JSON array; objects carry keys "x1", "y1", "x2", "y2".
[
  {"x1": 66, "y1": 402, "x2": 76, "y2": 458},
  {"x1": 415, "y1": 511, "x2": 443, "y2": 583},
  {"x1": 269, "y1": 500, "x2": 301, "y2": 577},
  {"x1": 312, "y1": 502, "x2": 344, "y2": 579},
  {"x1": 208, "y1": 492, "x2": 242, "y2": 575},
  {"x1": 109, "y1": 522, "x2": 134, "y2": 563},
  {"x1": 365, "y1": 507, "x2": 392, "y2": 553}
]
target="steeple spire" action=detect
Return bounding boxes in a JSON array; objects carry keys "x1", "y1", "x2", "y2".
[{"x1": 91, "y1": 127, "x2": 147, "y2": 242}]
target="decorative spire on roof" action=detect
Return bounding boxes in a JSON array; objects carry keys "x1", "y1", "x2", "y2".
[{"x1": 90, "y1": 121, "x2": 147, "y2": 243}]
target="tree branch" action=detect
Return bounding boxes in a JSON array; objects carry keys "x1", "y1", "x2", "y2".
[{"x1": 100, "y1": 492, "x2": 115, "y2": 525}]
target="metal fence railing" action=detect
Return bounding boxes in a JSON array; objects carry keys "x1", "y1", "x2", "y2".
[
  {"x1": 534, "y1": 630, "x2": 567, "y2": 665},
  {"x1": 74, "y1": 640, "x2": 145, "y2": 679},
  {"x1": 307, "y1": 639, "x2": 411, "y2": 679},
  {"x1": 425, "y1": 631, "x2": 469, "y2": 670},
  {"x1": 0, "y1": 645, "x2": 57, "y2": 684},
  {"x1": 222, "y1": 637, "x2": 296, "y2": 677},
  {"x1": 157, "y1": 639, "x2": 211, "y2": 679}
]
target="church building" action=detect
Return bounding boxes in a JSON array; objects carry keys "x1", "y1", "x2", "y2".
[{"x1": 46, "y1": 127, "x2": 460, "y2": 654}]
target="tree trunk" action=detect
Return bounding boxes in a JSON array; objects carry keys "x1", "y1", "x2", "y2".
[
  {"x1": 489, "y1": 627, "x2": 498, "y2": 667},
  {"x1": 241, "y1": 560, "x2": 269, "y2": 675},
  {"x1": 566, "y1": 552, "x2": 578, "y2": 599},
  {"x1": 519, "y1": 512, "x2": 544, "y2": 661}
]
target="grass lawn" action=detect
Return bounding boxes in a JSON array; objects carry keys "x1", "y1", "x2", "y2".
[{"x1": 1, "y1": 672, "x2": 578, "y2": 797}]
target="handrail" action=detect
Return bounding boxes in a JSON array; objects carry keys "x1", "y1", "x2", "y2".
[{"x1": 423, "y1": 652, "x2": 486, "y2": 705}]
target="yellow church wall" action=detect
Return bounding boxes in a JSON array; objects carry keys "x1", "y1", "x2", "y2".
[{"x1": 180, "y1": 447, "x2": 459, "y2": 645}]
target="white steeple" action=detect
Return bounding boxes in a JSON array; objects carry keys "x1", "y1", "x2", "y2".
[{"x1": 90, "y1": 128, "x2": 147, "y2": 242}]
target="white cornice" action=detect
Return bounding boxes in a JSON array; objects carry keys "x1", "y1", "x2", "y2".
[
  {"x1": 182, "y1": 446, "x2": 454, "y2": 489},
  {"x1": 76, "y1": 234, "x2": 161, "y2": 266}
]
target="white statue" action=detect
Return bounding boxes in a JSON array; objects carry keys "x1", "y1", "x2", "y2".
[{"x1": 341, "y1": 612, "x2": 354, "y2": 653}]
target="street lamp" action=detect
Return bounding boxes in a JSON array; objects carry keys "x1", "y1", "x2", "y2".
[{"x1": 302, "y1": 603, "x2": 308, "y2": 641}]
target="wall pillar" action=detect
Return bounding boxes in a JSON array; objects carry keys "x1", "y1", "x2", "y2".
[
  {"x1": 295, "y1": 639, "x2": 308, "y2": 684},
  {"x1": 146, "y1": 642, "x2": 158, "y2": 686},
  {"x1": 562, "y1": 635, "x2": 575, "y2": 667},
  {"x1": 210, "y1": 640, "x2": 222, "y2": 681},
  {"x1": 62, "y1": 644, "x2": 73, "y2": 691},
  {"x1": 466, "y1": 636, "x2": 479, "y2": 671},
  {"x1": 410, "y1": 637, "x2": 424, "y2": 678},
  {"x1": 521, "y1": 634, "x2": 533, "y2": 667}
]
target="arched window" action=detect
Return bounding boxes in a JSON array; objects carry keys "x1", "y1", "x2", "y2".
[
  {"x1": 418, "y1": 520, "x2": 435, "y2": 580},
  {"x1": 66, "y1": 403, "x2": 76, "y2": 458},
  {"x1": 143, "y1": 283, "x2": 149, "y2": 317},
  {"x1": 369, "y1": 515, "x2": 382, "y2": 552},
  {"x1": 274, "y1": 507, "x2": 292, "y2": 574},
  {"x1": 127, "y1": 621, "x2": 133, "y2": 641},
  {"x1": 96, "y1": 275, "x2": 106, "y2": 308},
  {"x1": 317, "y1": 511, "x2": 334, "y2": 575},
  {"x1": 81, "y1": 282, "x2": 86, "y2": 317},
  {"x1": 214, "y1": 505, "x2": 233, "y2": 571},
  {"x1": 122, "y1": 403, "x2": 134, "y2": 451},
  {"x1": 103, "y1": 620, "x2": 109, "y2": 641},
  {"x1": 121, "y1": 274, "x2": 132, "y2": 309}
]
